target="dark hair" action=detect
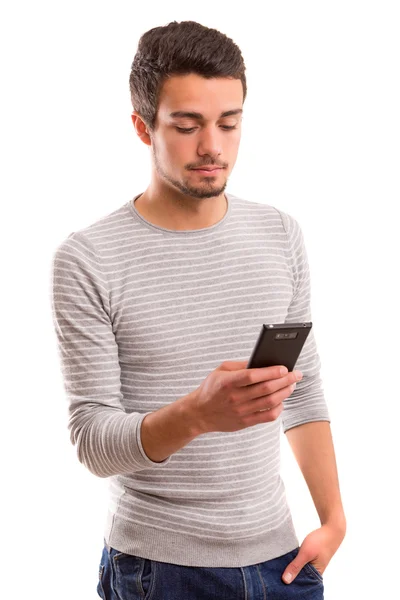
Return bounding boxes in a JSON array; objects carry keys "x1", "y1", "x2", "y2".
[{"x1": 129, "y1": 20, "x2": 247, "y2": 133}]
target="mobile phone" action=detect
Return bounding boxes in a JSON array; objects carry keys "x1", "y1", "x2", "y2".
[{"x1": 246, "y1": 322, "x2": 312, "y2": 372}]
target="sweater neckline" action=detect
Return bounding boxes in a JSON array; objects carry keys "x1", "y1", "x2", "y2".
[{"x1": 128, "y1": 192, "x2": 232, "y2": 235}]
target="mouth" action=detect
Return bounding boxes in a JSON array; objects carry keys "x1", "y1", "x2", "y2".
[{"x1": 191, "y1": 167, "x2": 223, "y2": 175}]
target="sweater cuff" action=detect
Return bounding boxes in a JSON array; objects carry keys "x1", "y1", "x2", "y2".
[
  {"x1": 134, "y1": 412, "x2": 173, "y2": 468},
  {"x1": 283, "y1": 414, "x2": 331, "y2": 434}
]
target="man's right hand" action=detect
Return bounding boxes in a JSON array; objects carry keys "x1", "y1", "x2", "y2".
[{"x1": 191, "y1": 360, "x2": 303, "y2": 434}]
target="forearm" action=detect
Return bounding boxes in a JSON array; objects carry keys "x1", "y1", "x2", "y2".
[
  {"x1": 285, "y1": 421, "x2": 346, "y2": 532},
  {"x1": 141, "y1": 390, "x2": 202, "y2": 462}
]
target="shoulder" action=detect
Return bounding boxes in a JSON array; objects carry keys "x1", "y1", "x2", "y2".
[
  {"x1": 52, "y1": 200, "x2": 131, "y2": 260},
  {"x1": 228, "y1": 192, "x2": 301, "y2": 234}
]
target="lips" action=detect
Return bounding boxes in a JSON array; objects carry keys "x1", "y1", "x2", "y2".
[
  {"x1": 193, "y1": 168, "x2": 222, "y2": 176},
  {"x1": 192, "y1": 167, "x2": 222, "y2": 172}
]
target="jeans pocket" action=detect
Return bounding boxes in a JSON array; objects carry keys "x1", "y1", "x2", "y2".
[
  {"x1": 304, "y1": 561, "x2": 324, "y2": 583},
  {"x1": 97, "y1": 564, "x2": 106, "y2": 599},
  {"x1": 113, "y1": 551, "x2": 155, "y2": 600}
]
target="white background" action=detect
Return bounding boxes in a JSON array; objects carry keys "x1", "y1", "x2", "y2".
[{"x1": 1, "y1": 1, "x2": 399, "y2": 599}]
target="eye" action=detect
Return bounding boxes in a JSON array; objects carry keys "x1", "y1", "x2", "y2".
[
  {"x1": 176, "y1": 125, "x2": 238, "y2": 134},
  {"x1": 176, "y1": 127, "x2": 196, "y2": 133}
]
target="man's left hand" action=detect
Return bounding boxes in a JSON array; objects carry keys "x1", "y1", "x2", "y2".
[{"x1": 282, "y1": 523, "x2": 346, "y2": 584}]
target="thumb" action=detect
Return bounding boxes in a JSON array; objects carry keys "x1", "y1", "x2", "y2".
[
  {"x1": 218, "y1": 360, "x2": 249, "y2": 371},
  {"x1": 282, "y1": 549, "x2": 308, "y2": 585}
]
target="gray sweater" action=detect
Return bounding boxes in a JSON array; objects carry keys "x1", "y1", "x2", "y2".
[{"x1": 50, "y1": 191, "x2": 330, "y2": 567}]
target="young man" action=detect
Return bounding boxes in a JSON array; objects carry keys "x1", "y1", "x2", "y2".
[{"x1": 51, "y1": 20, "x2": 346, "y2": 599}]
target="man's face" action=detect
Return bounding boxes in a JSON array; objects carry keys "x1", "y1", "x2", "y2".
[{"x1": 146, "y1": 73, "x2": 243, "y2": 199}]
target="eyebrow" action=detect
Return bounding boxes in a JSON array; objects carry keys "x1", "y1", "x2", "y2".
[{"x1": 169, "y1": 109, "x2": 243, "y2": 120}]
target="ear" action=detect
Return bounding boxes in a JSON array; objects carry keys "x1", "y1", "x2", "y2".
[{"x1": 131, "y1": 112, "x2": 152, "y2": 146}]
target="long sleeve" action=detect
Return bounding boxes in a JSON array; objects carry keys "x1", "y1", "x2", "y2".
[
  {"x1": 50, "y1": 231, "x2": 172, "y2": 477},
  {"x1": 277, "y1": 211, "x2": 331, "y2": 433}
]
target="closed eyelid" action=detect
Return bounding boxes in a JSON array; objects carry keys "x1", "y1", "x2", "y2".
[{"x1": 176, "y1": 125, "x2": 238, "y2": 133}]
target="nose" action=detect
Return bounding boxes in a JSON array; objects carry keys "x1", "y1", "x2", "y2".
[{"x1": 196, "y1": 126, "x2": 223, "y2": 160}]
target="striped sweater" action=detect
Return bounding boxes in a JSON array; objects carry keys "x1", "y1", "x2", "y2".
[{"x1": 50, "y1": 191, "x2": 330, "y2": 567}]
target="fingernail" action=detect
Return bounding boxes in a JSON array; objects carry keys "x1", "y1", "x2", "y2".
[
  {"x1": 284, "y1": 573, "x2": 293, "y2": 583},
  {"x1": 280, "y1": 366, "x2": 288, "y2": 375},
  {"x1": 290, "y1": 383, "x2": 296, "y2": 391},
  {"x1": 294, "y1": 370, "x2": 303, "y2": 380}
]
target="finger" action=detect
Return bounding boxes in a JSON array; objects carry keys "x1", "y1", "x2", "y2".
[
  {"x1": 240, "y1": 399, "x2": 284, "y2": 428},
  {"x1": 234, "y1": 365, "x2": 288, "y2": 388},
  {"x1": 242, "y1": 372, "x2": 301, "y2": 403},
  {"x1": 219, "y1": 360, "x2": 249, "y2": 371},
  {"x1": 249, "y1": 383, "x2": 295, "y2": 412},
  {"x1": 282, "y1": 552, "x2": 309, "y2": 584}
]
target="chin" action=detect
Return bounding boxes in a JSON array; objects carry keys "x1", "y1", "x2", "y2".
[{"x1": 183, "y1": 184, "x2": 227, "y2": 199}]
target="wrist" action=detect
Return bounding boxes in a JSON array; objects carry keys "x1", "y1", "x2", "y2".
[
  {"x1": 179, "y1": 389, "x2": 208, "y2": 437},
  {"x1": 321, "y1": 512, "x2": 347, "y2": 537}
]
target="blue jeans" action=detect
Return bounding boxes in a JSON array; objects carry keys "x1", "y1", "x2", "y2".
[{"x1": 97, "y1": 541, "x2": 324, "y2": 599}]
